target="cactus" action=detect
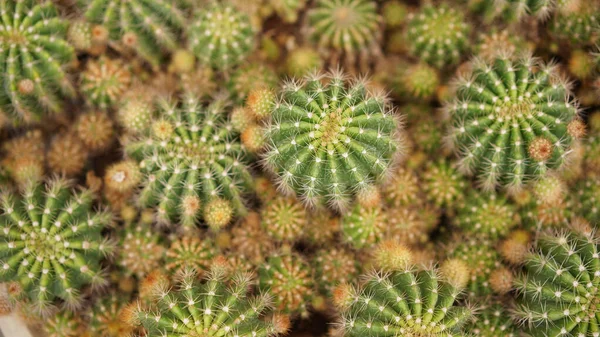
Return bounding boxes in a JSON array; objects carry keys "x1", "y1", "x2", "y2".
[
  {"x1": 117, "y1": 97, "x2": 153, "y2": 135},
  {"x1": 117, "y1": 214, "x2": 164, "y2": 279},
  {"x1": 47, "y1": 132, "x2": 88, "y2": 177},
  {"x1": 467, "y1": 0, "x2": 554, "y2": 23},
  {"x1": 88, "y1": 291, "x2": 136, "y2": 337},
  {"x1": 307, "y1": 0, "x2": 380, "y2": 55},
  {"x1": 124, "y1": 95, "x2": 254, "y2": 227},
  {"x1": 269, "y1": 0, "x2": 306, "y2": 23},
  {"x1": 83, "y1": 0, "x2": 187, "y2": 69},
  {"x1": 189, "y1": 3, "x2": 256, "y2": 70},
  {"x1": 313, "y1": 247, "x2": 359, "y2": 297},
  {"x1": 1, "y1": 130, "x2": 46, "y2": 186},
  {"x1": 80, "y1": 57, "x2": 132, "y2": 110},
  {"x1": 467, "y1": 301, "x2": 516, "y2": 337},
  {"x1": 228, "y1": 63, "x2": 277, "y2": 104},
  {"x1": 388, "y1": 206, "x2": 438, "y2": 247},
  {"x1": 123, "y1": 263, "x2": 290, "y2": 337},
  {"x1": 513, "y1": 228, "x2": 600, "y2": 337},
  {"x1": 550, "y1": 1, "x2": 600, "y2": 46},
  {"x1": 446, "y1": 55, "x2": 580, "y2": 190},
  {"x1": 230, "y1": 212, "x2": 275, "y2": 265},
  {"x1": 259, "y1": 253, "x2": 315, "y2": 317},
  {"x1": 573, "y1": 176, "x2": 600, "y2": 224},
  {"x1": 409, "y1": 117, "x2": 444, "y2": 155},
  {"x1": 382, "y1": 167, "x2": 423, "y2": 207},
  {"x1": 261, "y1": 196, "x2": 307, "y2": 242},
  {"x1": 568, "y1": 50, "x2": 595, "y2": 80},
  {"x1": 406, "y1": 4, "x2": 470, "y2": 69},
  {"x1": 391, "y1": 62, "x2": 440, "y2": 101},
  {"x1": 382, "y1": 1, "x2": 408, "y2": 29},
  {"x1": 475, "y1": 30, "x2": 530, "y2": 61},
  {"x1": 422, "y1": 161, "x2": 467, "y2": 209},
  {"x1": 455, "y1": 191, "x2": 517, "y2": 240},
  {"x1": 262, "y1": 70, "x2": 402, "y2": 211},
  {"x1": 0, "y1": 178, "x2": 114, "y2": 313},
  {"x1": 164, "y1": 234, "x2": 217, "y2": 277},
  {"x1": 303, "y1": 210, "x2": 341, "y2": 245},
  {"x1": 0, "y1": 0, "x2": 75, "y2": 125},
  {"x1": 75, "y1": 111, "x2": 115, "y2": 153},
  {"x1": 284, "y1": 47, "x2": 324, "y2": 77},
  {"x1": 341, "y1": 204, "x2": 388, "y2": 249},
  {"x1": 43, "y1": 310, "x2": 87, "y2": 337},
  {"x1": 334, "y1": 267, "x2": 473, "y2": 337}
]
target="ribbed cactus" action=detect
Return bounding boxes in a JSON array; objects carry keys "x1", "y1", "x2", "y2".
[
  {"x1": 118, "y1": 221, "x2": 164, "y2": 279},
  {"x1": 422, "y1": 161, "x2": 467, "y2": 209},
  {"x1": 263, "y1": 70, "x2": 402, "y2": 211},
  {"x1": 189, "y1": 3, "x2": 256, "y2": 70},
  {"x1": 513, "y1": 229, "x2": 600, "y2": 337},
  {"x1": 124, "y1": 95, "x2": 254, "y2": 228},
  {"x1": 0, "y1": 178, "x2": 114, "y2": 313},
  {"x1": 43, "y1": 310, "x2": 87, "y2": 337},
  {"x1": 164, "y1": 234, "x2": 217, "y2": 277},
  {"x1": 313, "y1": 247, "x2": 359, "y2": 297},
  {"x1": 261, "y1": 196, "x2": 307, "y2": 242},
  {"x1": 467, "y1": 301, "x2": 516, "y2": 337},
  {"x1": 124, "y1": 263, "x2": 290, "y2": 337},
  {"x1": 467, "y1": 0, "x2": 554, "y2": 23},
  {"x1": 228, "y1": 63, "x2": 277, "y2": 104},
  {"x1": 80, "y1": 57, "x2": 132, "y2": 110},
  {"x1": 406, "y1": 4, "x2": 470, "y2": 69},
  {"x1": 455, "y1": 191, "x2": 517, "y2": 240},
  {"x1": 334, "y1": 267, "x2": 473, "y2": 337},
  {"x1": 83, "y1": 0, "x2": 187, "y2": 69},
  {"x1": 341, "y1": 204, "x2": 387, "y2": 249},
  {"x1": 573, "y1": 176, "x2": 599, "y2": 224},
  {"x1": 0, "y1": 0, "x2": 75, "y2": 125},
  {"x1": 550, "y1": 1, "x2": 599, "y2": 45},
  {"x1": 446, "y1": 55, "x2": 579, "y2": 190},
  {"x1": 307, "y1": 0, "x2": 380, "y2": 55},
  {"x1": 88, "y1": 291, "x2": 136, "y2": 337}
]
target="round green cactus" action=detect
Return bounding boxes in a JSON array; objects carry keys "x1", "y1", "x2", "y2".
[
  {"x1": 447, "y1": 238, "x2": 502, "y2": 298},
  {"x1": 189, "y1": 2, "x2": 256, "y2": 70},
  {"x1": 125, "y1": 263, "x2": 290, "y2": 337},
  {"x1": 446, "y1": 55, "x2": 579, "y2": 190},
  {"x1": 307, "y1": 0, "x2": 380, "y2": 55},
  {"x1": 334, "y1": 267, "x2": 473, "y2": 337},
  {"x1": 228, "y1": 63, "x2": 277, "y2": 104},
  {"x1": 262, "y1": 70, "x2": 402, "y2": 211},
  {"x1": 164, "y1": 234, "x2": 217, "y2": 277},
  {"x1": 83, "y1": 0, "x2": 187, "y2": 69},
  {"x1": 313, "y1": 247, "x2": 359, "y2": 297},
  {"x1": 341, "y1": 204, "x2": 388, "y2": 249},
  {"x1": 0, "y1": 178, "x2": 114, "y2": 313},
  {"x1": 513, "y1": 228, "x2": 600, "y2": 337},
  {"x1": 118, "y1": 221, "x2": 164, "y2": 279},
  {"x1": 391, "y1": 62, "x2": 440, "y2": 101},
  {"x1": 550, "y1": 1, "x2": 599, "y2": 46},
  {"x1": 467, "y1": 0, "x2": 554, "y2": 23},
  {"x1": 124, "y1": 95, "x2": 254, "y2": 227},
  {"x1": 284, "y1": 47, "x2": 324, "y2": 77},
  {"x1": 455, "y1": 191, "x2": 517, "y2": 240},
  {"x1": 88, "y1": 291, "x2": 136, "y2": 337},
  {"x1": 0, "y1": 0, "x2": 75, "y2": 125},
  {"x1": 406, "y1": 4, "x2": 471, "y2": 69},
  {"x1": 270, "y1": 0, "x2": 306, "y2": 23},
  {"x1": 80, "y1": 57, "x2": 132, "y2": 110},
  {"x1": 422, "y1": 161, "x2": 467, "y2": 209},
  {"x1": 43, "y1": 310, "x2": 86, "y2": 337},
  {"x1": 261, "y1": 196, "x2": 307, "y2": 242},
  {"x1": 467, "y1": 301, "x2": 516, "y2": 337},
  {"x1": 573, "y1": 176, "x2": 599, "y2": 224}
]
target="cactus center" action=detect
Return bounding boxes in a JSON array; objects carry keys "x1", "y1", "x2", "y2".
[
  {"x1": 3, "y1": 31, "x2": 27, "y2": 44},
  {"x1": 332, "y1": 7, "x2": 357, "y2": 28},
  {"x1": 318, "y1": 108, "x2": 344, "y2": 147},
  {"x1": 496, "y1": 100, "x2": 534, "y2": 118},
  {"x1": 28, "y1": 234, "x2": 61, "y2": 258},
  {"x1": 175, "y1": 142, "x2": 212, "y2": 163}
]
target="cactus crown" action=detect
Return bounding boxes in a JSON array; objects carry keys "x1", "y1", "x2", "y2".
[{"x1": 263, "y1": 70, "x2": 402, "y2": 211}]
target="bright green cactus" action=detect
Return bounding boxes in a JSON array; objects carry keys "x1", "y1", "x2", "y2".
[
  {"x1": 0, "y1": 178, "x2": 114, "y2": 313},
  {"x1": 550, "y1": 1, "x2": 600, "y2": 45},
  {"x1": 422, "y1": 160, "x2": 467, "y2": 209},
  {"x1": 446, "y1": 55, "x2": 579, "y2": 190},
  {"x1": 573, "y1": 176, "x2": 600, "y2": 224},
  {"x1": 513, "y1": 229, "x2": 600, "y2": 337},
  {"x1": 80, "y1": 56, "x2": 132, "y2": 110},
  {"x1": 341, "y1": 204, "x2": 388, "y2": 249},
  {"x1": 307, "y1": 0, "x2": 380, "y2": 55},
  {"x1": 334, "y1": 267, "x2": 473, "y2": 337},
  {"x1": 124, "y1": 264, "x2": 290, "y2": 337},
  {"x1": 262, "y1": 70, "x2": 402, "y2": 211},
  {"x1": 455, "y1": 191, "x2": 517, "y2": 240},
  {"x1": 0, "y1": 0, "x2": 75, "y2": 125},
  {"x1": 124, "y1": 95, "x2": 254, "y2": 228},
  {"x1": 406, "y1": 4, "x2": 471, "y2": 69},
  {"x1": 467, "y1": 301, "x2": 516, "y2": 337},
  {"x1": 189, "y1": 2, "x2": 256, "y2": 71},
  {"x1": 83, "y1": 0, "x2": 187, "y2": 69},
  {"x1": 467, "y1": 0, "x2": 554, "y2": 23}
]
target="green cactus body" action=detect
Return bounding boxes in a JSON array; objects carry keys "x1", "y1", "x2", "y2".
[
  {"x1": 406, "y1": 5, "x2": 470, "y2": 69},
  {"x1": 475, "y1": 30, "x2": 529, "y2": 61},
  {"x1": 44, "y1": 310, "x2": 86, "y2": 337},
  {"x1": 259, "y1": 253, "x2": 314, "y2": 317},
  {"x1": 341, "y1": 204, "x2": 388, "y2": 249},
  {"x1": 422, "y1": 161, "x2": 467, "y2": 209},
  {"x1": 189, "y1": 3, "x2": 255, "y2": 70},
  {"x1": 382, "y1": 167, "x2": 422, "y2": 208},
  {"x1": 263, "y1": 71, "x2": 401, "y2": 211},
  {"x1": 307, "y1": 0, "x2": 380, "y2": 55},
  {"x1": 392, "y1": 62, "x2": 440, "y2": 101},
  {"x1": 467, "y1": 302, "x2": 516, "y2": 337},
  {"x1": 409, "y1": 118, "x2": 443, "y2": 155},
  {"x1": 80, "y1": 57, "x2": 132, "y2": 110},
  {"x1": 514, "y1": 229, "x2": 600, "y2": 337},
  {"x1": 455, "y1": 192, "x2": 517, "y2": 240},
  {"x1": 284, "y1": 47, "x2": 324, "y2": 77},
  {"x1": 129, "y1": 266, "x2": 288, "y2": 337},
  {"x1": 118, "y1": 97, "x2": 153, "y2": 135},
  {"x1": 448, "y1": 238, "x2": 500, "y2": 298},
  {"x1": 88, "y1": 292, "x2": 136, "y2": 337},
  {"x1": 446, "y1": 55, "x2": 579, "y2": 190},
  {"x1": 83, "y1": 0, "x2": 186, "y2": 68},
  {"x1": 118, "y1": 222, "x2": 164, "y2": 279},
  {"x1": 550, "y1": 1, "x2": 600, "y2": 46},
  {"x1": 261, "y1": 196, "x2": 307, "y2": 242},
  {"x1": 0, "y1": 179, "x2": 114, "y2": 312},
  {"x1": 228, "y1": 63, "x2": 277, "y2": 104},
  {"x1": 125, "y1": 95, "x2": 254, "y2": 227},
  {"x1": 313, "y1": 247, "x2": 359, "y2": 297},
  {"x1": 467, "y1": 0, "x2": 553, "y2": 23},
  {"x1": 270, "y1": 0, "x2": 306, "y2": 23},
  {"x1": 164, "y1": 235, "x2": 217, "y2": 277},
  {"x1": 574, "y1": 177, "x2": 600, "y2": 224},
  {"x1": 0, "y1": 0, "x2": 75, "y2": 125},
  {"x1": 337, "y1": 268, "x2": 472, "y2": 337},
  {"x1": 584, "y1": 135, "x2": 600, "y2": 175}
]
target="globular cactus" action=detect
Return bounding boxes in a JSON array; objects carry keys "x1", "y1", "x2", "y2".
[
  {"x1": 43, "y1": 310, "x2": 87, "y2": 337},
  {"x1": 164, "y1": 234, "x2": 217, "y2": 277},
  {"x1": 313, "y1": 247, "x2": 359, "y2": 297},
  {"x1": 124, "y1": 95, "x2": 254, "y2": 228},
  {"x1": 0, "y1": 178, "x2": 114, "y2": 314},
  {"x1": 513, "y1": 228, "x2": 600, "y2": 337},
  {"x1": 550, "y1": 1, "x2": 600, "y2": 46},
  {"x1": 1, "y1": 130, "x2": 45, "y2": 186},
  {"x1": 259, "y1": 253, "x2": 315, "y2": 317},
  {"x1": 341, "y1": 204, "x2": 388, "y2": 249},
  {"x1": 467, "y1": 301, "x2": 516, "y2": 337},
  {"x1": 262, "y1": 70, "x2": 402, "y2": 211},
  {"x1": 334, "y1": 267, "x2": 473, "y2": 336},
  {"x1": 80, "y1": 57, "x2": 132, "y2": 110},
  {"x1": 88, "y1": 291, "x2": 136, "y2": 337},
  {"x1": 382, "y1": 167, "x2": 423, "y2": 207},
  {"x1": 117, "y1": 97, "x2": 153, "y2": 135},
  {"x1": 75, "y1": 111, "x2": 116, "y2": 154},
  {"x1": 475, "y1": 30, "x2": 530, "y2": 61},
  {"x1": 303, "y1": 210, "x2": 341, "y2": 246},
  {"x1": 189, "y1": 3, "x2": 256, "y2": 71},
  {"x1": 123, "y1": 263, "x2": 290, "y2": 337},
  {"x1": 391, "y1": 62, "x2": 440, "y2": 101},
  {"x1": 117, "y1": 210, "x2": 164, "y2": 279},
  {"x1": 422, "y1": 161, "x2": 467, "y2": 209},
  {"x1": 446, "y1": 55, "x2": 580, "y2": 190},
  {"x1": 284, "y1": 47, "x2": 324, "y2": 77},
  {"x1": 467, "y1": 0, "x2": 554, "y2": 23},
  {"x1": 230, "y1": 212, "x2": 275, "y2": 265},
  {"x1": 387, "y1": 206, "x2": 439, "y2": 247},
  {"x1": 47, "y1": 132, "x2": 88, "y2": 177},
  {"x1": 261, "y1": 196, "x2": 307, "y2": 242},
  {"x1": 269, "y1": 0, "x2": 306, "y2": 23},
  {"x1": 455, "y1": 191, "x2": 517, "y2": 240},
  {"x1": 228, "y1": 63, "x2": 277, "y2": 104},
  {"x1": 0, "y1": 0, "x2": 75, "y2": 125},
  {"x1": 83, "y1": 0, "x2": 187, "y2": 69},
  {"x1": 406, "y1": 4, "x2": 470, "y2": 69},
  {"x1": 573, "y1": 176, "x2": 600, "y2": 224},
  {"x1": 307, "y1": 0, "x2": 380, "y2": 55},
  {"x1": 382, "y1": 0, "x2": 409, "y2": 29}
]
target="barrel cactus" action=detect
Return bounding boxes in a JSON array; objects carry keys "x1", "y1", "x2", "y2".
[
  {"x1": 455, "y1": 191, "x2": 517, "y2": 240},
  {"x1": 0, "y1": 178, "x2": 114, "y2": 313},
  {"x1": 80, "y1": 57, "x2": 132, "y2": 110},
  {"x1": 467, "y1": 0, "x2": 554, "y2": 23},
  {"x1": 446, "y1": 54, "x2": 580, "y2": 190},
  {"x1": 0, "y1": 0, "x2": 75, "y2": 125},
  {"x1": 262, "y1": 70, "x2": 402, "y2": 211}
]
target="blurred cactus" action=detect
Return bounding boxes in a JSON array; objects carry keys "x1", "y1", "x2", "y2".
[
  {"x1": 468, "y1": 0, "x2": 554, "y2": 23},
  {"x1": 80, "y1": 57, "x2": 132, "y2": 110},
  {"x1": 164, "y1": 234, "x2": 217, "y2": 277},
  {"x1": 88, "y1": 291, "x2": 136, "y2": 337},
  {"x1": 455, "y1": 191, "x2": 517, "y2": 240},
  {"x1": 422, "y1": 161, "x2": 467, "y2": 209},
  {"x1": 261, "y1": 196, "x2": 307, "y2": 242},
  {"x1": 550, "y1": 1, "x2": 600, "y2": 46}
]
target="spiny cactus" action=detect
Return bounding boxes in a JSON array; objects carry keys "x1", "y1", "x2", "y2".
[
  {"x1": 550, "y1": 1, "x2": 600, "y2": 46},
  {"x1": 388, "y1": 206, "x2": 439, "y2": 247},
  {"x1": 475, "y1": 30, "x2": 530, "y2": 61},
  {"x1": 341, "y1": 204, "x2": 388, "y2": 249},
  {"x1": 0, "y1": 0, "x2": 75, "y2": 125},
  {"x1": 422, "y1": 161, "x2": 467, "y2": 209},
  {"x1": 261, "y1": 196, "x2": 307, "y2": 242},
  {"x1": 189, "y1": 2, "x2": 256, "y2": 70},
  {"x1": 123, "y1": 263, "x2": 290, "y2": 337},
  {"x1": 0, "y1": 178, "x2": 114, "y2": 313},
  {"x1": 262, "y1": 70, "x2": 402, "y2": 211},
  {"x1": 284, "y1": 47, "x2": 324, "y2": 77},
  {"x1": 513, "y1": 228, "x2": 600, "y2": 337},
  {"x1": 467, "y1": 0, "x2": 554, "y2": 23},
  {"x1": 467, "y1": 301, "x2": 516, "y2": 337},
  {"x1": 80, "y1": 57, "x2": 132, "y2": 110},
  {"x1": 43, "y1": 310, "x2": 87, "y2": 337},
  {"x1": 455, "y1": 191, "x2": 517, "y2": 240},
  {"x1": 391, "y1": 62, "x2": 440, "y2": 101},
  {"x1": 117, "y1": 213, "x2": 164, "y2": 279},
  {"x1": 88, "y1": 291, "x2": 136, "y2": 337},
  {"x1": 446, "y1": 55, "x2": 580, "y2": 190},
  {"x1": 307, "y1": 0, "x2": 380, "y2": 55},
  {"x1": 573, "y1": 176, "x2": 600, "y2": 224},
  {"x1": 83, "y1": 0, "x2": 187, "y2": 69},
  {"x1": 124, "y1": 95, "x2": 254, "y2": 228},
  {"x1": 230, "y1": 212, "x2": 275, "y2": 265},
  {"x1": 75, "y1": 111, "x2": 115, "y2": 154},
  {"x1": 313, "y1": 247, "x2": 359, "y2": 297},
  {"x1": 164, "y1": 234, "x2": 217, "y2": 277},
  {"x1": 334, "y1": 267, "x2": 473, "y2": 337},
  {"x1": 406, "y1": 4, "x2": 470, "y2": 69},
  {"x1": 228, "y1": 63, "x2": 277, "y2": 104},
  {"x1": 382, "y1": 167, "x2": 423, "y2": 207}
]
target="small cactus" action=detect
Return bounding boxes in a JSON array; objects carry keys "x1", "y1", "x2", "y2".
[
  {"x1": 75, "y1": 111, "x2": 115, "y2": 154},
  {"x1": 422, "y1": 161, "x2": 467, "y2": 209},
  {"x1": 80, "y1": 57, "x2": 132, "y2": 110},
  {"x1": 573, "y1": 176, "x2": 600, "y2": 224},
  {"x1": 341, "y1": 204, "x2": 387, "y2": 249},
  {"x1": 284, "y1": 47, "x2": 324, "y2": 77},
  {"x1": 269, "y1": 0, "x2": 306, "y2": 23},
  {"x1": 391, "y1": 62, "x2": 440, "y2": 101},
  {"x1": 0, "y1": 0, "x2": 75, "y2": 125},
  {"x1": 228, "y1": 63, "x2": 277, "y2": 104},
  {"x1": 261, "y1": 196, "x2": 307, "y2": 242},
  {"x1": 117, "y1": 211, "x2": 164, "y2": 279},
  {"x1": 550, "y1": 1, "x2": 600, "y2": 46},
  {"x1": 468, "y1": 0, "x2": 554, "y2": 23},
  {"x1": 43, "y1": 310, "x2": 87, "y2": 337},
  {"x1": 88, "y1": 291, "x2": 136, "y2": 337},
  {"x1": 446, "y1": 55, "x2": 579, "y2": 190},
  {"x1": 313, "y1": 247, "x2": 359, "y2": 297},
  {"x1": 382, "y1": 167, "x2": 423, "y2": 207},
  {"x1": 467, "y1": 301, "x2": 516, "y2": 337},
  {"x1": 164, "y1": 234, "x2": 217, "y2": 277},
  {"x1": 455, "y1": 191, "x2": 517, "y2": 240},
  {"x1": 0, "y1": 178, "x2": 114, "y2": 313},
  {"x1": 262, "y1": 70, "x2": 402, "y2": 211}
]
